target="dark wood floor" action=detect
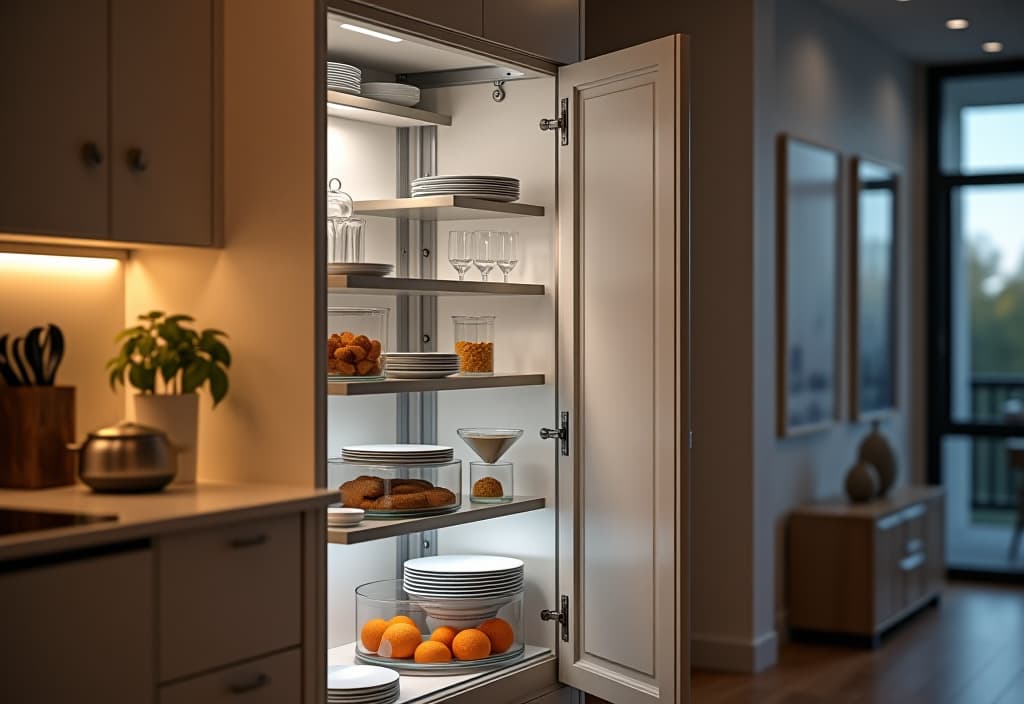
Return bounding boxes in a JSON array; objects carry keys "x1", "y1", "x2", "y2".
[{"x1": 691, "y1": 582, "x2": 1024, "y2": 704}]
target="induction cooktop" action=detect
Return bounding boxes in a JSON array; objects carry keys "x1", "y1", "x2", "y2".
[{"x1": 0, "y1": 508, "x2": 117, "y2": 537}]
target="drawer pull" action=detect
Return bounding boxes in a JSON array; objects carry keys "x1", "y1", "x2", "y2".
[
  {"x1": 878, "y1": 514, "x2": 903, "y2": 531},
  {"x1": 906, "y1": 538, "x2": 924, "y2": 554},
  {"x1": 229, "y1": 534, "x2": 268, "y2": 549},
  {"x1": 902, "y1": 504, "x2": 926, "y2": 521},
  {"x1": 229, "y1": 673, "x2": 269, "y2": 694},
  {"x1": 900, "y1": 552, "x2": 926, "y2": 572}
]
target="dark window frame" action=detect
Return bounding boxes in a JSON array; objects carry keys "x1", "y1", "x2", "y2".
[{"x1": 927, "y1": 59, "x2": 1024, "y2": 485}]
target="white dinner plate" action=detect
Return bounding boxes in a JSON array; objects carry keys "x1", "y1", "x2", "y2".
[
  {"x1": 327, "y1": 665, "x2": 399, "y2": 691},
  {"x1": 327, "y1": 263, "x2": 393, "y2": 276},
  {"x1": 405, "y1": 554, "x2": 524, "y2": 574},
  {"x1": 412, "y1": 193, "x2": 518, "y2": 202},
  {"x1": 385, "y1": 371, "x2": 459, "y2": 379}
]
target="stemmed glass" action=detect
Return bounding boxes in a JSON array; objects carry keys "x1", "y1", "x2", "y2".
[
  {"x1": 448, "y1": 230, "x2": 473, "y2": 281},
  {"x1": 473, "y1": 231, "x2": 496, "y2": 282},
  {"x1": 494, "y1": 232, "x2": 519, "y2": 283}
]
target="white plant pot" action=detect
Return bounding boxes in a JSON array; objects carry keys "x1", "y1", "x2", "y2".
[{"x1": 134, "y1": 393, "x2": 199, "y2": 484}]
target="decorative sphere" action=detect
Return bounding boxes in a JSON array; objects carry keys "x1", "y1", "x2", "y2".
[{"x1": 845, "y1": 461, "x2": 880, "y2": 503}]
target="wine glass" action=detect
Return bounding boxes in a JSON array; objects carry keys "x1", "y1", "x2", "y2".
[
  {"x1": 495, "y1": 231, "x2": 519, "y2": 283},
  {"x1": 473, "y1": 231, "x2": 496, "y2": 282},
  {"x1": 448, "y1": 230, "x2": 473, "y2": 281}
]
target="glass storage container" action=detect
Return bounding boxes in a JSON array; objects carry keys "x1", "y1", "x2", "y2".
[
  {"x1": 327, "y1": 307, "x2": 388, "y2": 380},
  {"x1": 470, "y1": 461, "x2": 513, "y2": 503},
  {"x1": 452, "y1": 315, "x2": 495, "y2": 376},
  {"x1": 354, "y1": 579, "x2": 525, "y2": 673},
  {"x1": 328, "y1": 217, "x2": 365, "y2": 264},
  {"x1": 330, "y1": 460, "x2": 462, "y2": 517}
]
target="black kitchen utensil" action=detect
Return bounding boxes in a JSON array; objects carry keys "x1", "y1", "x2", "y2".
[
  {"x1": 39, "y1": 324, "x2": 65, "y2": 385},
  {"x1": 0, "y1": 334, "x2": 24, "y2": 386},
  {"x1": 11, "y1": 336, "x2": 36, "y2": 386}
]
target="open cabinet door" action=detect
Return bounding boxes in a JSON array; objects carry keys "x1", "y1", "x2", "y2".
[{"x1": 555, "y1": 35, "x2": 688, "y2": 704}]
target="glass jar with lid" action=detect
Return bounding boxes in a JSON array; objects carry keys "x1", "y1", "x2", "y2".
[{"x1": 327, "y1": 307, "x2": 388, "y2": 380}]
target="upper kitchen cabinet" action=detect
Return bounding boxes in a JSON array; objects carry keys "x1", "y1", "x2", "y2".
[
  {"x1": 352, "y1": 0, "x2": 483, "y2": 36},
  {"x1": 483, "y1": 0, "x2": 580, "y2": 65},
  {"x1": 0, "y1": 0, "x2": 110, "y2": 239},
  {"x1": 111, "y1": 0, "x2": 217, "y2": 246},
  {"x1": 0, "y1": 0, "x2": 220, "y2": 247}
]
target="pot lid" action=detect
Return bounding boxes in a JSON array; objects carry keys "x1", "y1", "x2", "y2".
[{"x1": 89, "y1": 421, "x2": 167, "y2": 439}]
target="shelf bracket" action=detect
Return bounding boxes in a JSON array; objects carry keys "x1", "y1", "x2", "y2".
[{"x1": 492, "y1": 81, "x2": 506, "y2": 103}]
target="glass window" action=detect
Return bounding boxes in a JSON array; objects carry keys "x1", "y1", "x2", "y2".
[{"x1": 940, "y1": 72, "x2": 1024, "y2": 175}]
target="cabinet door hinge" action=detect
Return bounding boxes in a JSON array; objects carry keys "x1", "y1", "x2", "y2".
[
  {"x1": 538, "y1": 97, "x2": 569, "y2": 146},
  {"x1": 540, "y1": 594, "x2": 569, "y2": 642}
]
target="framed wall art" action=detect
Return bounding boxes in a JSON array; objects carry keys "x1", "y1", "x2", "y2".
[
  {"x1": 777, "y1": 135, "x2": 842, "y2": 437},
  {"x1": 850, "y1": 157, "x2": 899, "y2": 419}
]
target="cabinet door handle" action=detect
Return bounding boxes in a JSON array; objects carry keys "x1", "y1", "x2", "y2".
[
  {"x1": 81, "y1": 142, "x2": 104, "y2": 167},
  {"x1": 900, "y1": 552, "x2": 926, "y2": 572},
  {"x1": 901, "y1": 504, "x2": 926, "y2": 521},
  {"x1": 906, "y1": 538, "x2": 924, "y2": 554},
  {"x1": 228, "y1": 673, "x2": 269, "y2": 694},
  {"x1": 229, "y1": 533, "x2": 268, "y2": 549},
  {"x1": 128, "y1": 147, "x2": 148, "y2": 172}
]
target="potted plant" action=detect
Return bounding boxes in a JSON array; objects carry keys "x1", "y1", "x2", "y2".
[{"x1": 107, "y1": 311, "x2": 230, "y2": 484}]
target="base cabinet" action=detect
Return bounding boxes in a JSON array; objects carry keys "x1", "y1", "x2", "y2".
[
  {"x1": 0, "y1": 546, "x2": 155, "y2": 703},
  {"x1": 160, "y1": 648, "x2": 302, "y2": 704},
  {"x1": 788, "y1": 486, "x2": 945, "y2": 644}
]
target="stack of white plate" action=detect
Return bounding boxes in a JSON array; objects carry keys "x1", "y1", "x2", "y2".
[
  {"x1": 327, "y1": 262, "x2": 394, "y2": 277},
  {"x1": 342, "y1": 444, "x2": 454, "y2": 465},
  {"x1": 328, "y1": 505, "x2": 365, "y2": 527},
  {"x1": 410, "y1": 175, "x2": 520, "y2": 202},
  {"x1": 403, "y1": 555, "x2": 525, "y2": 599},
  {"x1": 384, "y1": 352, "x2": 460, "y2": 379},
  {"x1": 361, "y1": 82, "x2": 421, "y2": 107},
  {"x1": 327, "y1": 665, "x2": 399, "y2": 704},
  {"x1": 328, "y1": 62, "x2": 362, "y2": 94}
]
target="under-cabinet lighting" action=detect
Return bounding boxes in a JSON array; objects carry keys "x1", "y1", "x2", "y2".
[
  {"x1": 340, "y1": 23, "x2": 402, "y2": 43},
  {"x1": 0, "y1": 252, "x2": 120, "y2": 276},
  {"x1": 946, "y1": 18, "x2": 969, "y2": 30},
  {"x1": 982, "y1": 41, "x2": 1004, "y2": 53}
]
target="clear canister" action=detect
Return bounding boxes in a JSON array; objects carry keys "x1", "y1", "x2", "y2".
[
  {"x1": 452, "y1": 315, "x2": 495, "y2": 376},
  {"x1": 327, "y1": 307, "x2": 388, "y2": 380}
]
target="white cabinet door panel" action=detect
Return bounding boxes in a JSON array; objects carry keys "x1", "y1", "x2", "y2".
[{"x1": 556, "y1": 35, "x2": 687, "y2": 704}]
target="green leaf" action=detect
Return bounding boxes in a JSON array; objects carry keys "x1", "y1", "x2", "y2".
[
  {"x1": 115, "y1": 326, "x2": 145, "y2": 342},
  {"x1": 137, "y1": 334, "x2": 155, "y2": 357},
  {"x1": 128, "y1": 363, "x2": 156, "y2": 393},
  {"x1": 201, "y1": 328, "x2": 228, "y2": 339},
  {"x1": 146, "y1": 310, "x2": 164, "y2": 320},
  {"x1": 157, "y1": 321, "x2": 182, "y2": 346},
  {"x1": 108, "y1": 367, "x2": 122, "y2": 390},
  {"x1": 165, "y1": 314, "x2": 194, "y2": 324},
  {"x1": 201, "y1": 339, "x2": 231, "y2": 366},
  {"x1": 208, "y1": 363, "x2": 229, "y2": 407},
  {"x1": 181, "y1": 359, "x2": 209, "y2": 394}
]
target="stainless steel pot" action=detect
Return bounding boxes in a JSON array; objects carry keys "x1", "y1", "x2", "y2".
[{"x1": 68, "y1": 421, "x2": 179, "y2": 493}]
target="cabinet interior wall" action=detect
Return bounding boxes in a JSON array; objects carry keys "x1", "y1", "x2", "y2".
[{"x1": 325, "y1": 76, "x2": 558, "y2": 653}]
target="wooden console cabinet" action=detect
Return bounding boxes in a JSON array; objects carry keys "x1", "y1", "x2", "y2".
[{"x1": 787, "y1": 486, "x2": 945, "y2": 646}]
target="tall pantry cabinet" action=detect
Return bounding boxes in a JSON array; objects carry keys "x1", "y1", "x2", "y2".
[{"x1": 321, "y1": 5, "x2": 689, "y2": 703}]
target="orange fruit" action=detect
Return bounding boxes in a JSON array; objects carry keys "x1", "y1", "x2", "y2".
[
  {"x1": 414, "y1": 640, "x2": 453, "y2": 663},
  {"x1": 360, "y1": 618, "x2": 389, "y2": 653},
  {"x1": 378, "y1": 623, "x2": 421, "y2": 659},
  {"x1": 388, "y1": 615, "x2": 417, "y2": 628},
  {"x1": 451, "y1": 628, "x2": 492, "y2": 661},
  {"x1": 478, "y1": 618, "x2": 515, "y2": 654},
  {"x1": 430, "y1": 626, "x2": 459, "y2": 649}
]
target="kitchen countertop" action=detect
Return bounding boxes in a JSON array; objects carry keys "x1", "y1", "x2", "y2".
[{"x1": 0, "y1": 481, "x2": 339, "y2": 562}]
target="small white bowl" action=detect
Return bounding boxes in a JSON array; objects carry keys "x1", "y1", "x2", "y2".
[{"x1": 328, "y1": 506, "x2": 365, "y2": 527}]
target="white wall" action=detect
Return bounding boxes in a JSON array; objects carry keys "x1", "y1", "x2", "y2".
[{"x1": 751, "y1": 0, "x2": 921, "y2": 668}]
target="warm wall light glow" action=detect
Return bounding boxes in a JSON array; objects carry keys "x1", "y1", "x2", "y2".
[
  {"x1": 0, "y1": 252, "x2": 120, "y2": 276},
  {"x1": 946, "y1": 18, "x2": 969, "y2": 30},
  {"x1": 982, "y1": 41, "x2": 1004, "y2": 53},
  {"x1": 340, "y1": 23, "x2": 402, "y2": 42}
]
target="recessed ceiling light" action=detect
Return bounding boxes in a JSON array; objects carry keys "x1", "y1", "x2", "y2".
[
  {"x1": 982, "y1": 41, "x2": 1004, "y2": 53},
  {"x1": 340, "y1": 23, "x2": 402, "y2": 43},
  {"x1": 946, "y1": 18, "x2": 969, "y2": 30}
]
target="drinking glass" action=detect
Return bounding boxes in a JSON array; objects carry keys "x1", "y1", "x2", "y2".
[
  {"x1": 494, "y1": 231, "x2": 519, "y2": 283},
  {"x1": 448, "y1": 231, "x2": 473, "y2": 281},
  {"x1": 473, "y1": 230, "x2": 496, "y2": 282}
]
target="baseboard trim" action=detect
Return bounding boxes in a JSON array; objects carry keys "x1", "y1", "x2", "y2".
[{"x1": 691, "y1": 630, "x2": 778, "y2": 673}]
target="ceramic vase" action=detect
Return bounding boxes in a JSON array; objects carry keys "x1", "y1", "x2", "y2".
[
  {"x1": 857, "y1": 420, "x2": 896, "y2": 497},
  {"x1": 845, "y1": 461, "x2": 880, "y2": 503},
  {"x1": 134, "y1": 393, "x2": 198, "y2": 484}
]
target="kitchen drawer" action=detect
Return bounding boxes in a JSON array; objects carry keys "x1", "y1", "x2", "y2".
[
  {"x1": 160, "y1": 648, "x2": 301, "y2": 704},
  {"x1": 159, "y1": 514, "x2": 301, "y2": 681}
]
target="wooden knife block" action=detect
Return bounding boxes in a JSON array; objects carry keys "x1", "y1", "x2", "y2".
[{"x1": 0, "y1": 386, "x2": 76, "y2": 488}]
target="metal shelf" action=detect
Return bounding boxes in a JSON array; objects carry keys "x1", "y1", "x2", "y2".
[
  {"x1": 327, "y1": 496, "x2": 546, "y2": 545},
  {"x1": 354, "y1": 196, "x2": 544, "y2": 220},
  {"x1": 326, "y1": 90, "x2": 452, "y2": 128},
  {"x1": 327, "y1": 374, "x2": 545, "y2": 396},
  {"x1": 327, "y1": 274, "x2": 544, "y2": 296}
]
